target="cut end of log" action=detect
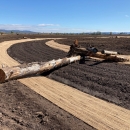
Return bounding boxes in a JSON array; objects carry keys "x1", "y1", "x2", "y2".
[{"x1": 0, "y1": 69, "x2": 6, "y2": 83}]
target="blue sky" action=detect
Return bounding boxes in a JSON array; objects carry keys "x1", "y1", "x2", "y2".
[{"x1": 0, "y1": 0, "x2": 130, "y2": 33}]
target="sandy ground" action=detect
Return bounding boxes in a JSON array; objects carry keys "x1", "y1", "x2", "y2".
[
  {"x1": 46, "y1": 40, "x2": 69, "y2": 52},
  {"x1": 0, "y1": 39, "x2": 130, "y2": 129}
]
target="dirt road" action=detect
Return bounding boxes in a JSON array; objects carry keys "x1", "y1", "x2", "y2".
[{"x1": 0, "y1": 39, "x2": 130, "y2": 129}]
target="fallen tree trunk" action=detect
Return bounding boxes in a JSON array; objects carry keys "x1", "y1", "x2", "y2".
[
  {"x1": 88, "y1": 52, "x2": 127, "y2": 62},
  {"x1": 0, "y1": 56, "x2": 81, "y2": 83},
  {"x1": 68, "y1": 45, "x2": 129, "y2": 62},
  {"x1": 101, "y1": 50, "x2": 118, "y2": 55}
]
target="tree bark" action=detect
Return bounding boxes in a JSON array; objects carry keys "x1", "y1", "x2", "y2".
[
  {"x1": 89, "y1": 52, "x2": 127, "y2": 62},
  {"x1": 101, "y1": 50, "x2": 118, "y2": 55},
  {"x1": 0, "y1": 56, "x2": 81, "y2": 83},
  {"x1": 68, "y1": 45, "x2": 128, "y2": 62}
]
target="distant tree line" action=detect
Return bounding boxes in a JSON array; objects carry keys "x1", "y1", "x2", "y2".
[{"x1": 1, "y1": 31, "x2": 130, "y2": 36}]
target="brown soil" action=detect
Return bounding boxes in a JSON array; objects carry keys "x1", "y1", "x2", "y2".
[
  {"x1": 8, "y1": 39, "x2": 130, "y2": 110},
  {"x1": 0, "y1": 34, "x2": 66, "y2": 42},
  {"x1": 0, "y1": 80, "x2": 94, "y2": 130}
]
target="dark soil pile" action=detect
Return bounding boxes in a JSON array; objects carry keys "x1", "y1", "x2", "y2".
[{"x1": 8, "y1": 39, "x2": 130, "y2": 110}]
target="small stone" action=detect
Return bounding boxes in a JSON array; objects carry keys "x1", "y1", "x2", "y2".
[
  {"x1": 42, "y1": 116, "x2": 49, "y2": 123},
  {"x1": 45, "y1": 112, "x2": 49, "y2": 116},
  {"x1": 0, "y1": 113, "x2": 2, "y2": 118},
  {"x1": 17, "y1": 106, "x2": 20, "y2": 109}
]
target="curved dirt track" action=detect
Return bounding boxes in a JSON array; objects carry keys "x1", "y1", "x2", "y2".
[
  {"x1": 8, "y1": 40, "x2": 130, "y2": 109},
  {"x1": 1, "y1": 39, "x2": 130, "y2": 129},
  {"x1": 0, "y1": 38, "x2": 56, "y2": 66}
]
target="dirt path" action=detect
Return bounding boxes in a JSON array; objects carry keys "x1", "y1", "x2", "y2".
[
  {"x1": 0, "y1": 39, "x2": 130, "y2": 129},
  {"x1": 0, "y1": 38, "x2": 56, "y2": 66},
  {"x1": 46, "y1": 40, "x2": 69, "y2": 52}
]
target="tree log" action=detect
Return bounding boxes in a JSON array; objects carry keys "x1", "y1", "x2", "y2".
[
  {"x1": 68, "y1": 45, "x2": 129, "y2": 62},
  {"x1": 101, "y1": 50, "x2": 118, "y2": 55},
  {"x1": 0, "y1": 56, "x2": 81, "y2": 83},
  {"x1": 89, "y1": 52, "x2": 127, "y2": 62}
]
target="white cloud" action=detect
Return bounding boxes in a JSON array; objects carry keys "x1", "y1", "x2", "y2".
[
  {"x1": 0, "y1": 24, "x2": 32, "y2": 30},
  {"x1": 0, "y1": 24, "x2": 60, "y2": 32},
  {"x1": 125, "y1": 15, "x2": 129, "y2": 17},
  {"x1": 0, "y1": 24, "x2": 106, "y2": 33},
  {"x1": 1, "y1": 24, "x2": 129, "y2": 33},
  {"x1": 38, "y1": 24, "x2": 59, "y2": 27}
]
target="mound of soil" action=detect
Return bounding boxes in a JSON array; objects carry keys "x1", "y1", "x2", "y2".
[{"x1": 8, "y1": 39, "x2": 130, "y2": 110}]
